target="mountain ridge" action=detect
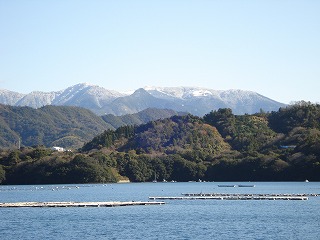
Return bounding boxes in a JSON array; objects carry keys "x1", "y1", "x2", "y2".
[
  {"x1": 0, "y1": 83, "x2": 286, "y2": 116},
  {"x1": 0, "y1": 104, "x2": 185, "y2": 149}
]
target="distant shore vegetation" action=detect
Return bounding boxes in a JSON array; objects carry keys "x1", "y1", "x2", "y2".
[{"x1": 1, "y1": 101, "x2": 320, "y2": 184}]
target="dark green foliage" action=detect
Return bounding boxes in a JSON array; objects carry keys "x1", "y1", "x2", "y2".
[
  {"x1": 89, "y1": 152, "x2": 117, "y2": 168},
  {"x1": 7, "y1": 150, "x2": 21, "y2": 165},
  {"x1": 102, "y1": 108, "x2": 185, "y2": 129},
  {"x1": 0, "y1": 165, "x2": 5, "y2": 183},
  {"x1": 231, "y1": 115, "x2": 276, "y2": 152},
  {"x1": 120, "y1": 115, "x2": 229, "y2": 157},
  {"x1": 112, "y1": 153, "x2": 207, "y2": 182},
  {"x1": 204, "y1": 108, "x2": 276, "y2": 153},
  {"x1": 268, "y1": 101, "x2": 320, "y2": 133},
  {"x1": 4, "y1": 152, "x2": 119, "y2": 185},
  {"x1": 78, "y1": 104, "x2": 320, "y2": 182},
  {"x1": 1, "y1": 103, "x2": 320, "y2": 184},
  {"x1": 0, "y1": 104, "x2": 112, "y2": 149},
  {"x1": 203, "y1": 108, "x2": 236, "y2": 138},
  {"x1": 82, "y1": 125, "x2": 135, "y2": 151},
  {"x1": 205, "y1": 156, "x2": 291, "y2": 181},
  {"x1": 29, "y1": 148, "x2": 52, "y2": 160}
]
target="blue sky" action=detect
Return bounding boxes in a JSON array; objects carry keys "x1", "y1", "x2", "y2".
[{"x1": 0, "y1": 0, "x2": 319, "y2": 104}]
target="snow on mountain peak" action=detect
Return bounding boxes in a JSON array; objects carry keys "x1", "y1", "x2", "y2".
[
  {"x1": 144, "y1": 86, "x2": 219, "y2": 99},
  {"x1": 191, "y1": 90, "x2": 213, "y2": 97},
  {"x1": 143, "y1": 86, "x2": 157, "y2": 91},
  {"x1": 0, "y1": 83, "x2": 286, "y2": 116}
]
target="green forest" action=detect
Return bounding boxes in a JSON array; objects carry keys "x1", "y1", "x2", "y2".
[
  {"x1": 0, "y1": 104, "x2": 182, "y2": 149},
  {"x1": 1, "y1": 101, "x2": 320, "y2": 184}
]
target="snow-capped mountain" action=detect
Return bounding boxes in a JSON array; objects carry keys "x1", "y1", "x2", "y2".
[
  {"x1": 144, "y1": 86, "x2": 221, "y2": 99},
  {"x1": 0, "y1": 83, "x2": 286, "y2": 116},
  {"x1": 52, "y1": 83, "x2": 124, "y2": 105},
  {"x1": 0, "y1": 89, "x2": 26, "y2": 105},
  {"x1": 143, "y1": 86, "x2": 284, "y2": 115},
  {"x1": 16, "y1": 91, "x2": 61, "y2": 108},
  {"x1": 52, "y1": 83, "x2": 125, "y2": 113}
]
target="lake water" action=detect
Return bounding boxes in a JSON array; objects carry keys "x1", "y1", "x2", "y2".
[{"x1": 1, "y1": 182, "x2": 319, "y2": 240}]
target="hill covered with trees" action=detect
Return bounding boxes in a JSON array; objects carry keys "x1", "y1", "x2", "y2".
[
  {"x1": 101, "y1": 108, "x2": 186, "y2": 129},
  {"x1": 0, "y1": 104, "x2": 183, "y2": 149},
  {"x1": 0, "y1": 104, "x2": 113, "y2": 149},
  {"x1": 0, "y1": 101, "x2": 319, "y2": 184}
]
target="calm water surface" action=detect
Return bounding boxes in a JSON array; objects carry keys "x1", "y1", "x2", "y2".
[{"x1": 1, "y1": 182, "x2": 319, "y2": 240}]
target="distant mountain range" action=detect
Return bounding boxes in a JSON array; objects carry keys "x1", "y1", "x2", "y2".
[{"x1": 0, "y1": 83, "x2": 286, "y2": 116}]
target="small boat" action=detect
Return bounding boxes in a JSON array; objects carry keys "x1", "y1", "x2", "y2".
[
  {"x1": 238, "y1": 185, "x2": 255, "y2": 187},
  {"x1": 305, "y1": 179, "x2": 309, "y2": 183}
]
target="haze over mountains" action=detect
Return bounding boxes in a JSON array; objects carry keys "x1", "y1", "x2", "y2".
[{"x1": 0, "y1": 83, "x2": 285, "y2": 116}]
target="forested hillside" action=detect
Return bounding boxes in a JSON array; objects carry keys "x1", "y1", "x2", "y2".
[
  {"x1": 101, "y1": 108, "x2": 186, "y2": 129},
  {"x1": 0, "y1": 104, "x2": 185, "y2": 149},
  {"x1": 0, "y1": 101, "x2": 319, "y2": 184},
  {"x1": 0, "y1": 104, "x2": 113, "y2": 149}
]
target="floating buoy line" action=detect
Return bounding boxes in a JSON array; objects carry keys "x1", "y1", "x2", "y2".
[
  {"x1": 149, "y1": 192, "x2": 319, "y2": 201},
  {"x1": 0, "y1": 201, "x2": 165, "y2": 208}
]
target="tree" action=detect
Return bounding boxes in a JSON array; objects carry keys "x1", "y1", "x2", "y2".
[
  {"x1": 203, "y1": 108, "x2": 236, "y2": 138},
  {"x1": 7, "y1": 150, "x2": 21, "y2": 165},
  {"x1": 0, "y1": 165, "x2": 6, "y2": 183}
]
